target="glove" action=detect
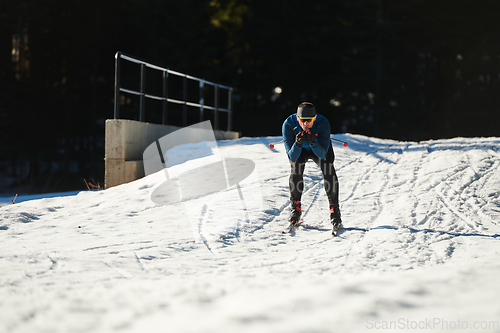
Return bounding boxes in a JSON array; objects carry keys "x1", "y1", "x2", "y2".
[
  {"x1": 305, "y1": 130, "x2": 317, "y2": 147},
  {"x1": 295, "y1": 131, "x2": 306, "y2": 148}
]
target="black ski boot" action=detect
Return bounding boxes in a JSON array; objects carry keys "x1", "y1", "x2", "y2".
[
  {"x1": 288, "y1": 200, "x2": 302, "y2": 224},
  {"x1": 330, "y1": 204, "x2": 342, "y2": 236},
  {"x1": 280, "y1": 200, "x2": 302, "y2": 233}
]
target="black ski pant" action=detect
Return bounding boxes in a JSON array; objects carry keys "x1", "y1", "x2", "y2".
[{"x1": 289, "y1": 145, "x2": 339, "y2": 209}]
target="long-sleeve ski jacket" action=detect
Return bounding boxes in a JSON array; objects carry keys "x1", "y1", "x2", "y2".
[{"x1": 282, "y1": 113, "x2": 331, "y2": 162}]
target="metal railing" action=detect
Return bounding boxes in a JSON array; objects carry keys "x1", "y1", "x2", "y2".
[{"x1": 114, "y1": 52, "x2": 233, "y2": 131}]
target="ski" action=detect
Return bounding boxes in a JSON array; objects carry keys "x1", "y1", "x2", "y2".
[
  {"x1": 280, "y1": 220, "x2": 343, "y2": 235},
  {"x1": 281, "y1": 220, "x2": 302, "y2": 234}
]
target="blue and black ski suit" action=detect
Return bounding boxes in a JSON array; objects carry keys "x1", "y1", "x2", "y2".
[{"x1": 282, "y1": 113, "x2": 340, "y2": 211}]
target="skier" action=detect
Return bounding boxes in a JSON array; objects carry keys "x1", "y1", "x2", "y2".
[{"x1": 282, "y1": 102, "x2": 342, "y2": 234}]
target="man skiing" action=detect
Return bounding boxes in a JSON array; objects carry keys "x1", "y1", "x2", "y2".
[{"x1": 282, "y1": 102, "x2": 342, "y2": 235}]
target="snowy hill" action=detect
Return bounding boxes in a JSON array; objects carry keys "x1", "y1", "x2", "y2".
[{"x1": 1, "y1": 134, "x2": 500, "y2": 333}]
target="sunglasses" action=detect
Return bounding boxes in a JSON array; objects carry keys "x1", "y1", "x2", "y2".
[{"x1": 298, "y1": 115, "x2": 316, "y2": 123}]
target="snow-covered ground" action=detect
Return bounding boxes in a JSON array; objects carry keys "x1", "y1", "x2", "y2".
[
  {"x1": 1, "y1": 134, "x2": 500, "y2": 333},
  {"x1": 0, "y1": 191, "x2": 81, "y2": 207}
]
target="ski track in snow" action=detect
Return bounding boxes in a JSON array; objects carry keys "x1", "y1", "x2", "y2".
[{"x1": 1, "y1": 134, "x2": 500, "y2": 333}]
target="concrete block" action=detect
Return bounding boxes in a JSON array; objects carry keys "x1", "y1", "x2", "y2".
[{"x1": 104, "y1": 119, "x2": 239, "y2": 189}]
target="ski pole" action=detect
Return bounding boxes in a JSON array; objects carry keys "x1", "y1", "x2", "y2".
[
  {"x1": 331, "y1": 138, "x2": 349, "y2": 147},
  {"x1": 269, "y1": 140, "x2": 283, "y2": 149},
  {"x1": 269, "y1": 138, "x2": 348, "y2": 148}
]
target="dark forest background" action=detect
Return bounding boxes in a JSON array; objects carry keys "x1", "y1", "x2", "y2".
[{"x1": 1, "y1": 0, "x2": 499, "y2": 194}]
